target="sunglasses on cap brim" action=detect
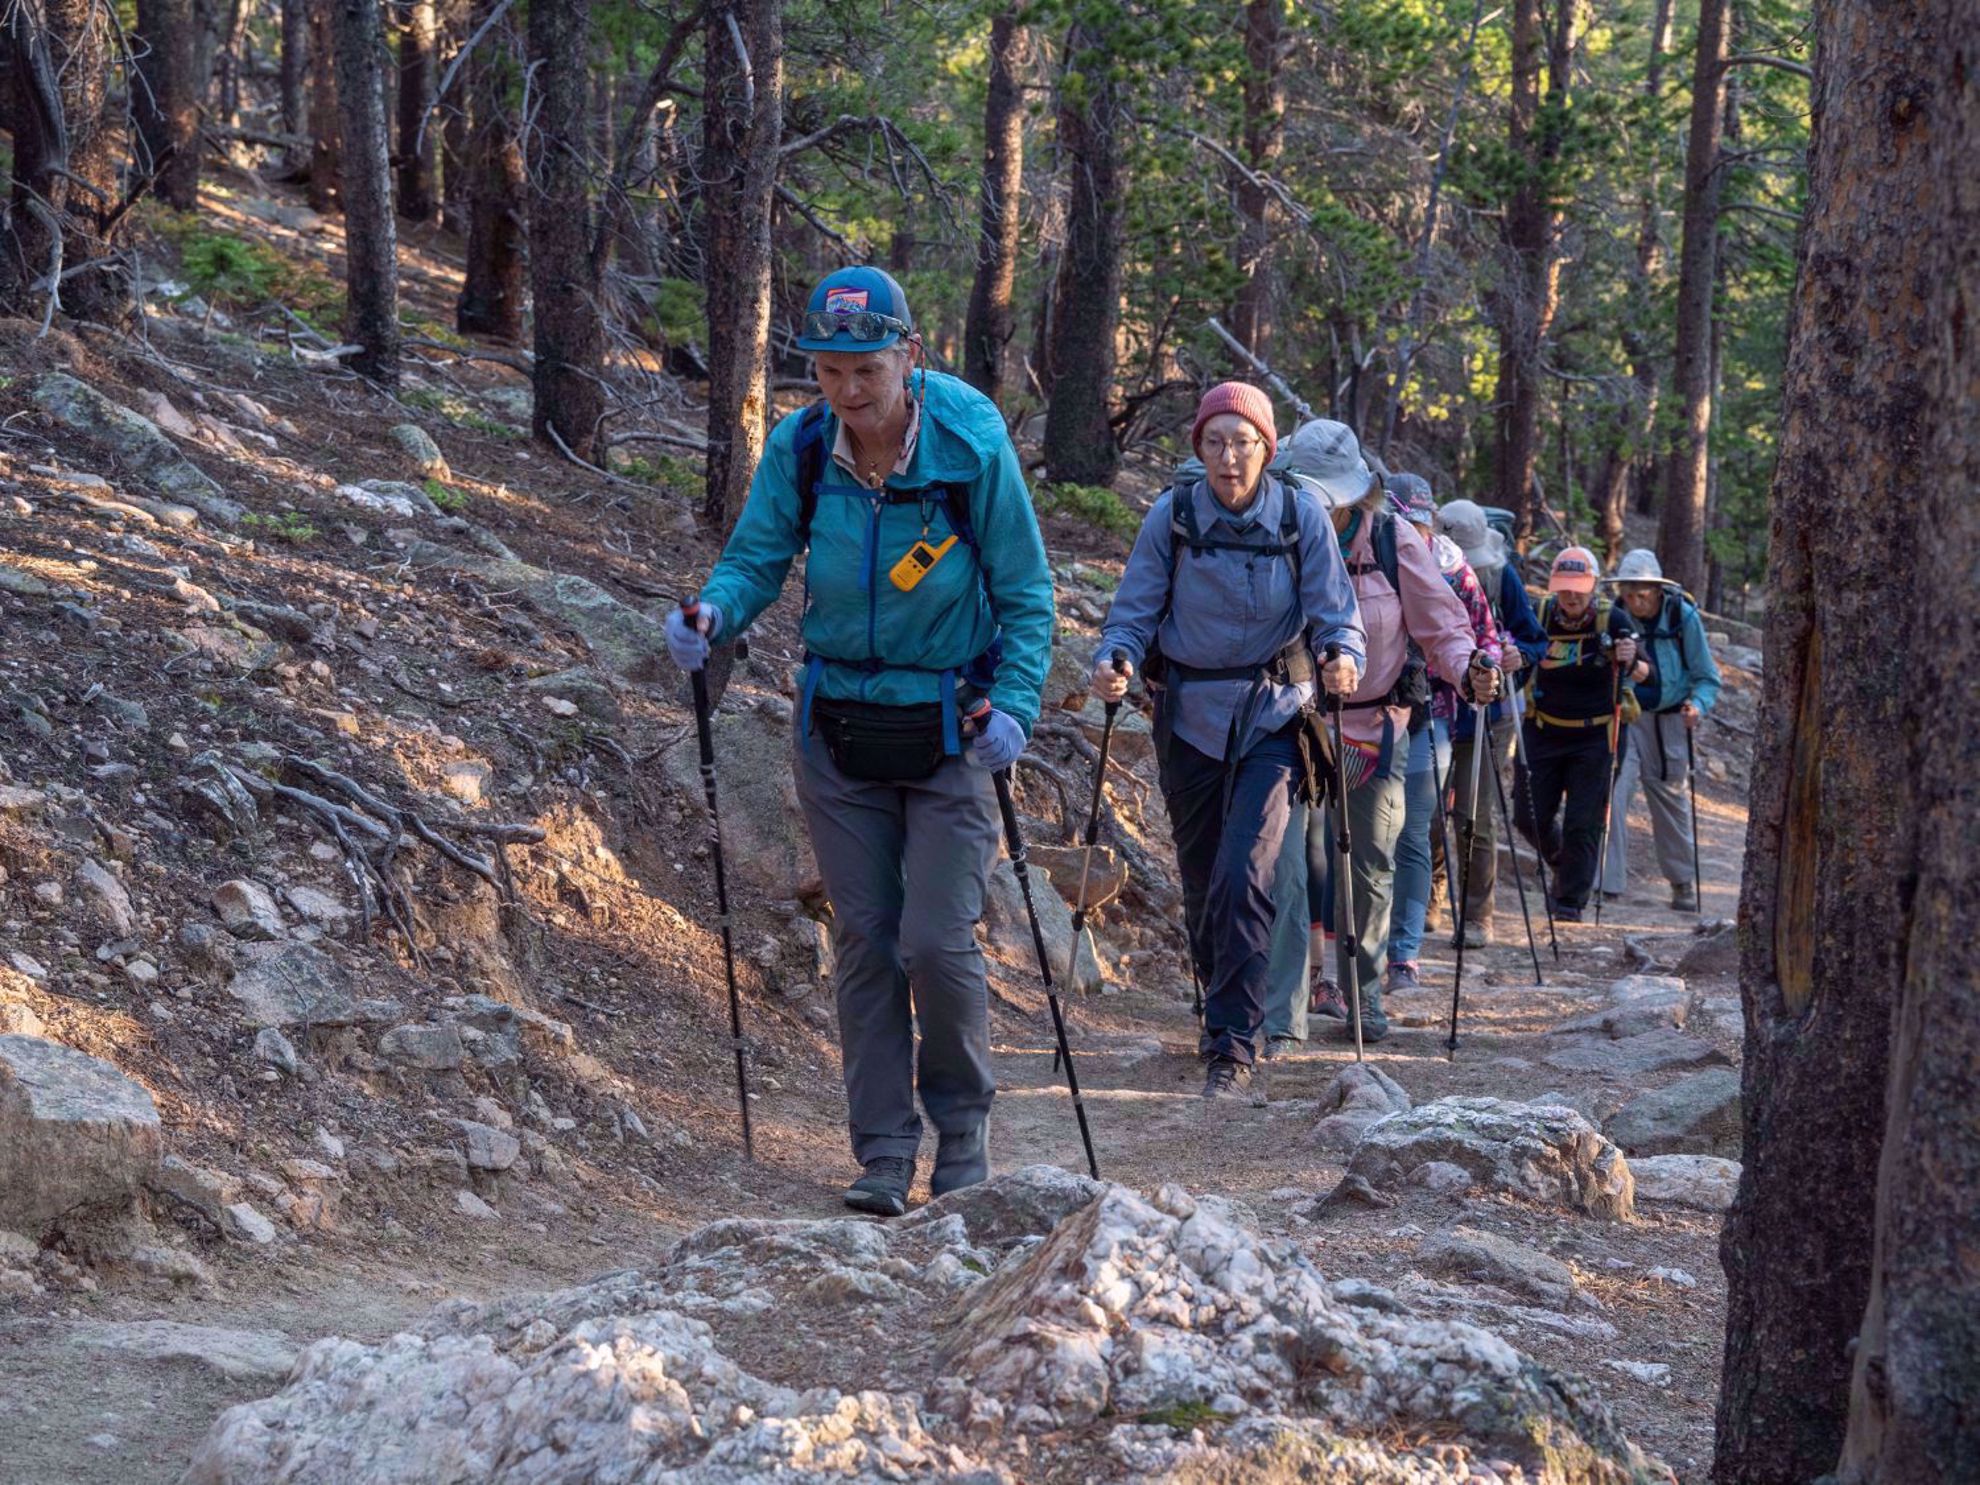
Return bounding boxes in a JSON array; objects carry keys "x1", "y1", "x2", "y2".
[{"x1": 802, "y1": 309, "x2": 911, "y2": 343}]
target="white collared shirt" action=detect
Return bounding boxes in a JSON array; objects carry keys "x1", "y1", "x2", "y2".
[{"x1": 830, "y1": 396, "x2": 922, "y2": 490}]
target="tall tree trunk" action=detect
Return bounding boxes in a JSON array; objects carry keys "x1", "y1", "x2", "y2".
[
  {"x1": 457, "y1": 0, "x2": 523, "y2": 338},
  {"x1": 280, "y1": 0, "x2": 309, "y2": 171},
  {"x1": 700, "y1": 0, "x2": 784, "y2": 526},
  {"x1": 307, "y1": 0, "x2": 341, "y2": 210},
  {"x1": 1656, "y1": 0, "x2": 1731, "y2": 594},
  {"x1": 135, "y1": 0, "x2": 203, "y2": 210},
  {"x1": 1834, "y1": 2, "x2": 1980, "y2": 1476},
  {"x1": 395, "y1": 0, "x2": 437, "y2": 218},
  {"x1": 528, "y1": 0, "x2": 606, "y2": 457},
  {"x1": 962, "y1": 6, "x2": 1025, "y2": 399},
  {"x1": 1489, "y1": 0, "x2": 1579, "y2": 534},
  {"x1": 332, "y1": 0, "x2": 400, "y2": 381},
  {"x1": 210, "y1": 0, "x2": 248, "y2": 128},
  {"x1": 1713, "y1": 0, "x2": 1940, "y2": 1475},
  {"x1": 2, "y1": 0, "x2": 127, "y2": 322},
  {"x1": 1042, "y1": 19, "x2": 1126, "y2": 487},
  {"x1": 1230, "y1": 0, "x2": 1284, "y2": 359},
  {"x1": 1593, "y1": 0, "x2": 1674, "y2": 561}
]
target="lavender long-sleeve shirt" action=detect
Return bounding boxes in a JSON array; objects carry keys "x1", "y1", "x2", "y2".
[{"x1": 1096, "y1": 477, "x2": 1365, "y2": 762}]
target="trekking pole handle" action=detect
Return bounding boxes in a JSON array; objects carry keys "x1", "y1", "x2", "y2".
[
  {"x1": 960, "y1": 694, "x2": 991, "y2": 739},
  {"x1": 1323, "y1": 642, "x2": 1345, "y2": 713}
]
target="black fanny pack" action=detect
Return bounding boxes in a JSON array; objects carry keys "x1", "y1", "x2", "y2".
[{"x1": 810, "y1": 697, "x2": 948, "y2": 782}]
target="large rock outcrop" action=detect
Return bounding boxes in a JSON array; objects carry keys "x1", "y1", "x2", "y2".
[
  {"x1": 0, "y1": 1035, "x2": 162, "y2": 1240},
  {"x1": 30, "y1": 373, "x2": 246, "y2": 525},
  {"x1": 1346, "y1": 1097, "x2": 1636, "y2": 1220},
  {"x1": 185, "y1": 1167, "x2": 1668, "y2": 1484}
]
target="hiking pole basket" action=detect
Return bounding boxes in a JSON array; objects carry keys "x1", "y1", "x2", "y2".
[
  {"x1": 683, "y1": 598, "x2": 755, "y2": 1161},
  {"x1": 963, "y1": 698, "x2": 1101, "y2": 1180}
]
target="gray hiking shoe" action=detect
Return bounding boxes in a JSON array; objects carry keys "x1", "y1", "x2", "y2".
[
  {"x1": 931, "y1": 1122, "x2": 989, "y2": 1197},
  {"x1": 1384, "y1": 961, "x2": 1422, "y2": 993},
  {"x1": 1450, "y1": 921, "x2": 1491, "y2": 950},
  {"x1": 1670, "y1": 880, "x2": 1699, "y2": 911},
  {"x1": 1201, "y1": 1058, "x2": 1253, "y2": 1100},
  {"x1": 843, "y1": 1156, "x2": 915, "y2": 1217},
  {"x1": 1259, "y1": 1034, "x2": 1300, "y2": 1061}
]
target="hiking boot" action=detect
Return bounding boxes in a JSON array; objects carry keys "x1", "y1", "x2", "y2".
[
  {"x1": 843, "y1": 1156, "x2": 915, "y2": 1217},
  {"x1": 931, "y1": 1122, "x2": 990, "y2": 1198},
  {"x1": 1259, "y1": 1034, "x2": 1300, "y2": 1061},
  {"x1": 1337, "y1": 987, "x2": 1390, "y2": 1044},
  {"x1": 1384, "y1": 961, "x2": 1422, "y2": 994},
  {"x1": 1549, "y1": 898, "x2": 1584, "y2": 924},
  {"x1": 1312, "y1": 976, "x2": 1348, "y2": 1020},
  {"x1": 1201, "y1": 1058, "x2": 1253, "y2": 1100},
  {"x1": 1670, "y1": 880, "x2": 1699, "y2": 911},
  {"x1": 1450, "y1": 921, "x2": 1491, "y2": 950}
]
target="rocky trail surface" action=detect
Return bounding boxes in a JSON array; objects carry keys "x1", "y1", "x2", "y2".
[{"x1": 0, "y1": 180, "x2": 1760, "y2": 1483}]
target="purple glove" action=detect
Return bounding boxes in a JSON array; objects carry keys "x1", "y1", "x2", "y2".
[
  {"x1": 664, "y1": 601, "x2": 721, "y2": 672},
  {"x1": 967, "y1": 707, "x2": 1025, "y2": 771}
]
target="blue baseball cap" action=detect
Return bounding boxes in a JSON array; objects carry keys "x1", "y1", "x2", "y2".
[{"x1": 795, "y1": 266, "x2": 915, "y2": 353}]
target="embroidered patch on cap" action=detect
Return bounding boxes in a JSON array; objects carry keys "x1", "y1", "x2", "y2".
[
  {"x1": 1556, "y1": 555, "x2": 1593, "y2": 573},
  {"x1": 823, "y1": 288, "x2": 870, "y2": 314}
]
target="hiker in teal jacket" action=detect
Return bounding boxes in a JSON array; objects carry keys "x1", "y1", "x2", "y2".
[{"x1": 667, "y1": 267, "x2": 1054, "y2": 1216}]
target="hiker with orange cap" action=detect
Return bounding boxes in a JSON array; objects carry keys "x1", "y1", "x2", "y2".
[
  {"x1": 1512, "y1": 546, "x2": 1644, "y2": 922},
  {"x1": 1091, "y1": 382, "x2": 1364, "y2": 1101}
]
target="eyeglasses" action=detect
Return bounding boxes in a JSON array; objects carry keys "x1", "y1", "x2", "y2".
[
  {"x1": 1201, "y1": 435, "x2": 1265, "y2": 462},
  {"x1": 803, "y1": 309, "x2": 911, "y2": 343}
]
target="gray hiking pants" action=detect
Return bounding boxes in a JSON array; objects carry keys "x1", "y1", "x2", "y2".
[
  {"x1": 795, "y1": 730, "x2": 1001, "y2": 1165},
  {"x1": 1601, "y1": 709, "x2": 1696, "y2": 893}
]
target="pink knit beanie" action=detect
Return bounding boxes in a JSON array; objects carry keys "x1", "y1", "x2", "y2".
[{"x1": 1191, "y1": 381, "x2": 1277, "y2": 462}]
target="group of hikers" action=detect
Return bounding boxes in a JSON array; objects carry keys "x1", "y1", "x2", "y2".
[{"x1": 665, "y1": 267, "x2": 1721, "y2": 1215}]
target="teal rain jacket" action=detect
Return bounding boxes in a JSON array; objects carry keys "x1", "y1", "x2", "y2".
[
  {"x1": 698, "y1": 371, "x2": 1055, "y2": 738},
  {"x1": 1631, "y1": 589, "x2": 1723, "y2": 716}
]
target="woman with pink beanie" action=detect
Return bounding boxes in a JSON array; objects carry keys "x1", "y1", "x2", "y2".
[{"x1": 1091, "y1": 382, "x2": 1364, "y2": 1100}]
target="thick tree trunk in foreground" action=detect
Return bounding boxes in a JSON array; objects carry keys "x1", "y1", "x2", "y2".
[
  {"x1": 1489, "y1": 0, "x2": 1578, "y2": 535},
  {"x1": 528, "y1": 0, "x2": 606, "y2": 458},
  {"x1": 1656, "y1": 0, "x2": 1732, "y2": 594},
  {"x1": 1834, "y1": 3, "x2": 1980, "y2": 1477},
  {"x1": 1230, "y1": 0, "x2": 1285, "y2": 360},
  {"x1": 962, "y1": 6, "x2": 1024, "y2": 400},
  {"x1": 307, "y1": 0, "x2": 342, "y2": 209},
  {"x1": 395, "y1": 0, "x2": 437, "y2": 219},
  {"x1": 457, "y1": 0, "x2": 524, "y2": 339},
  {"x1": 332, "y1": 0, "x2": 400, "y2": 382},
  {"x1": 1714, "y1": 1, "x2": 1942, "y2": 1477},
  {"x1": 700, "y1": 0, "x2": 783, "y2": 527},
  {"x1": 2, "y1": 0, "x2": 127, "y2": 322},
  {"x1": 1042, "y1": 20, "x2": 1126, "y2": 487},
  {"x1": 135, "y1": 0, "x2": 203, "y2": 210}
]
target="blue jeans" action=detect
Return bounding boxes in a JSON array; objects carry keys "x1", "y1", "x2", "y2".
[
  {"x1": 1389, "y1": 720, "x2": 1451, "y2": 966},
  {"x1": 1163, "y1": 727, "x2": 1298, "y2": 1066}
]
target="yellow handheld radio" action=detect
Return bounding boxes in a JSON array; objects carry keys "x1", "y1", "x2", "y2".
[{"x1": 889, "y1": 534, "x2": 958, "y2": 592}]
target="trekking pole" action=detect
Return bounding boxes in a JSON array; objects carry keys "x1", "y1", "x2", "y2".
[
  {"x1": 1447, "y1": 698, "x2": 1488, "y2": 1060},
  {"x1": 963, "y1": 698, "x2": 1101, "y2": 1180},
  {"x1": 1509, "y1": 688, "x2": 1561, "y2": 961},
  {"x1": 1592, "y1": 640, "x2": 1626, "y2": 927},
  {"x1": 1430, "y1": 730, "x2": 1463, "y2": 946},
  {"x1": 681, "y1": 597, "x2": 754, "y2": 1161},
  {"x1": 1685, "y1": 725, "x2": 1704, "y2": 912},
  {"x1": 1488, "y1": 726, "x2": 1544, "y2": 985},
  {"x1": 1053, "y1": 652, "x2": 1128, "y2": 1075},
  {"x1": 1323, "y1": 644, "x2": 1364, "y2": 1064}
]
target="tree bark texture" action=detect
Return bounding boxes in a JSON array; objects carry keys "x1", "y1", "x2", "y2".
[
  {"x1": 699, "y1": 0, "x2": 784, "y2": 526},
  {"x1": 395, "y1": 0, "x2": 438, "y2": 219},
  {"x1": 2, "y1": 0, "x2": 127, "y2": 322},
  {"x1": 1714, "y1": 0, "x2": 1943, "y2": 1476},
  {"x1": 528, "y1": 0, "x2": 607, "y2": 458},
  {"x1": 458, "y1": 0, "x2": 524, "y2": 339},
  {"x1": 1043, "y1": 21, "x2": 1126, "y2": 487},
  {"x1": 1489, "y1": 0, "x2": 1578, "y2": 535},
  {"x1": 1593, "y1": 0, "x2": 1673, "y2": 562},
  {"x1": 1835, "y1": 1, "x2": 1980, "y2": 1476},
  {"x1": 1656, "y1": 0, "x2": 1732, "y2": 594},
  {"x1": 280, "y1": 0, "x2": 310, "y2": 171},
  {"x1": 1230, "y1": 0, "x2": 1285, "y2": 360},
  {"x1": 963, "y1": 6, "x2": 1025, "y2": 400},
  {"x1": 307, "y1": 0, "x2": 342, "y2": 210},
  {"x1": 135, "y1": 0, "x2": 204, "y2": 211},
  {"x1": 331, "y1": 0, "x2": 401, "y2": 382}
]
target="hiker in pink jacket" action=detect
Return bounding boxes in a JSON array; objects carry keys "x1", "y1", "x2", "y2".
[{"x1": 1273, "y1": 420, "x2": 1501, "y2": 1040}]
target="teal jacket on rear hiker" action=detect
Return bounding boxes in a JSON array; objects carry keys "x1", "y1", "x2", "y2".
[{"x1": 698, "y1": 371, "x2": 1055, "y2": 740}]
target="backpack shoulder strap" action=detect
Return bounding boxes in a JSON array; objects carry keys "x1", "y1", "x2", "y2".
[
  {"x1": 792, "y1": 400, "x2": 832, "y2": 546},
  {"x1": 1279, "y1": 476, "x2": 1306, "y2": 593},
  {"x1": 1371, "y1": 509, "x2": 1401, "y2": 597}
]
